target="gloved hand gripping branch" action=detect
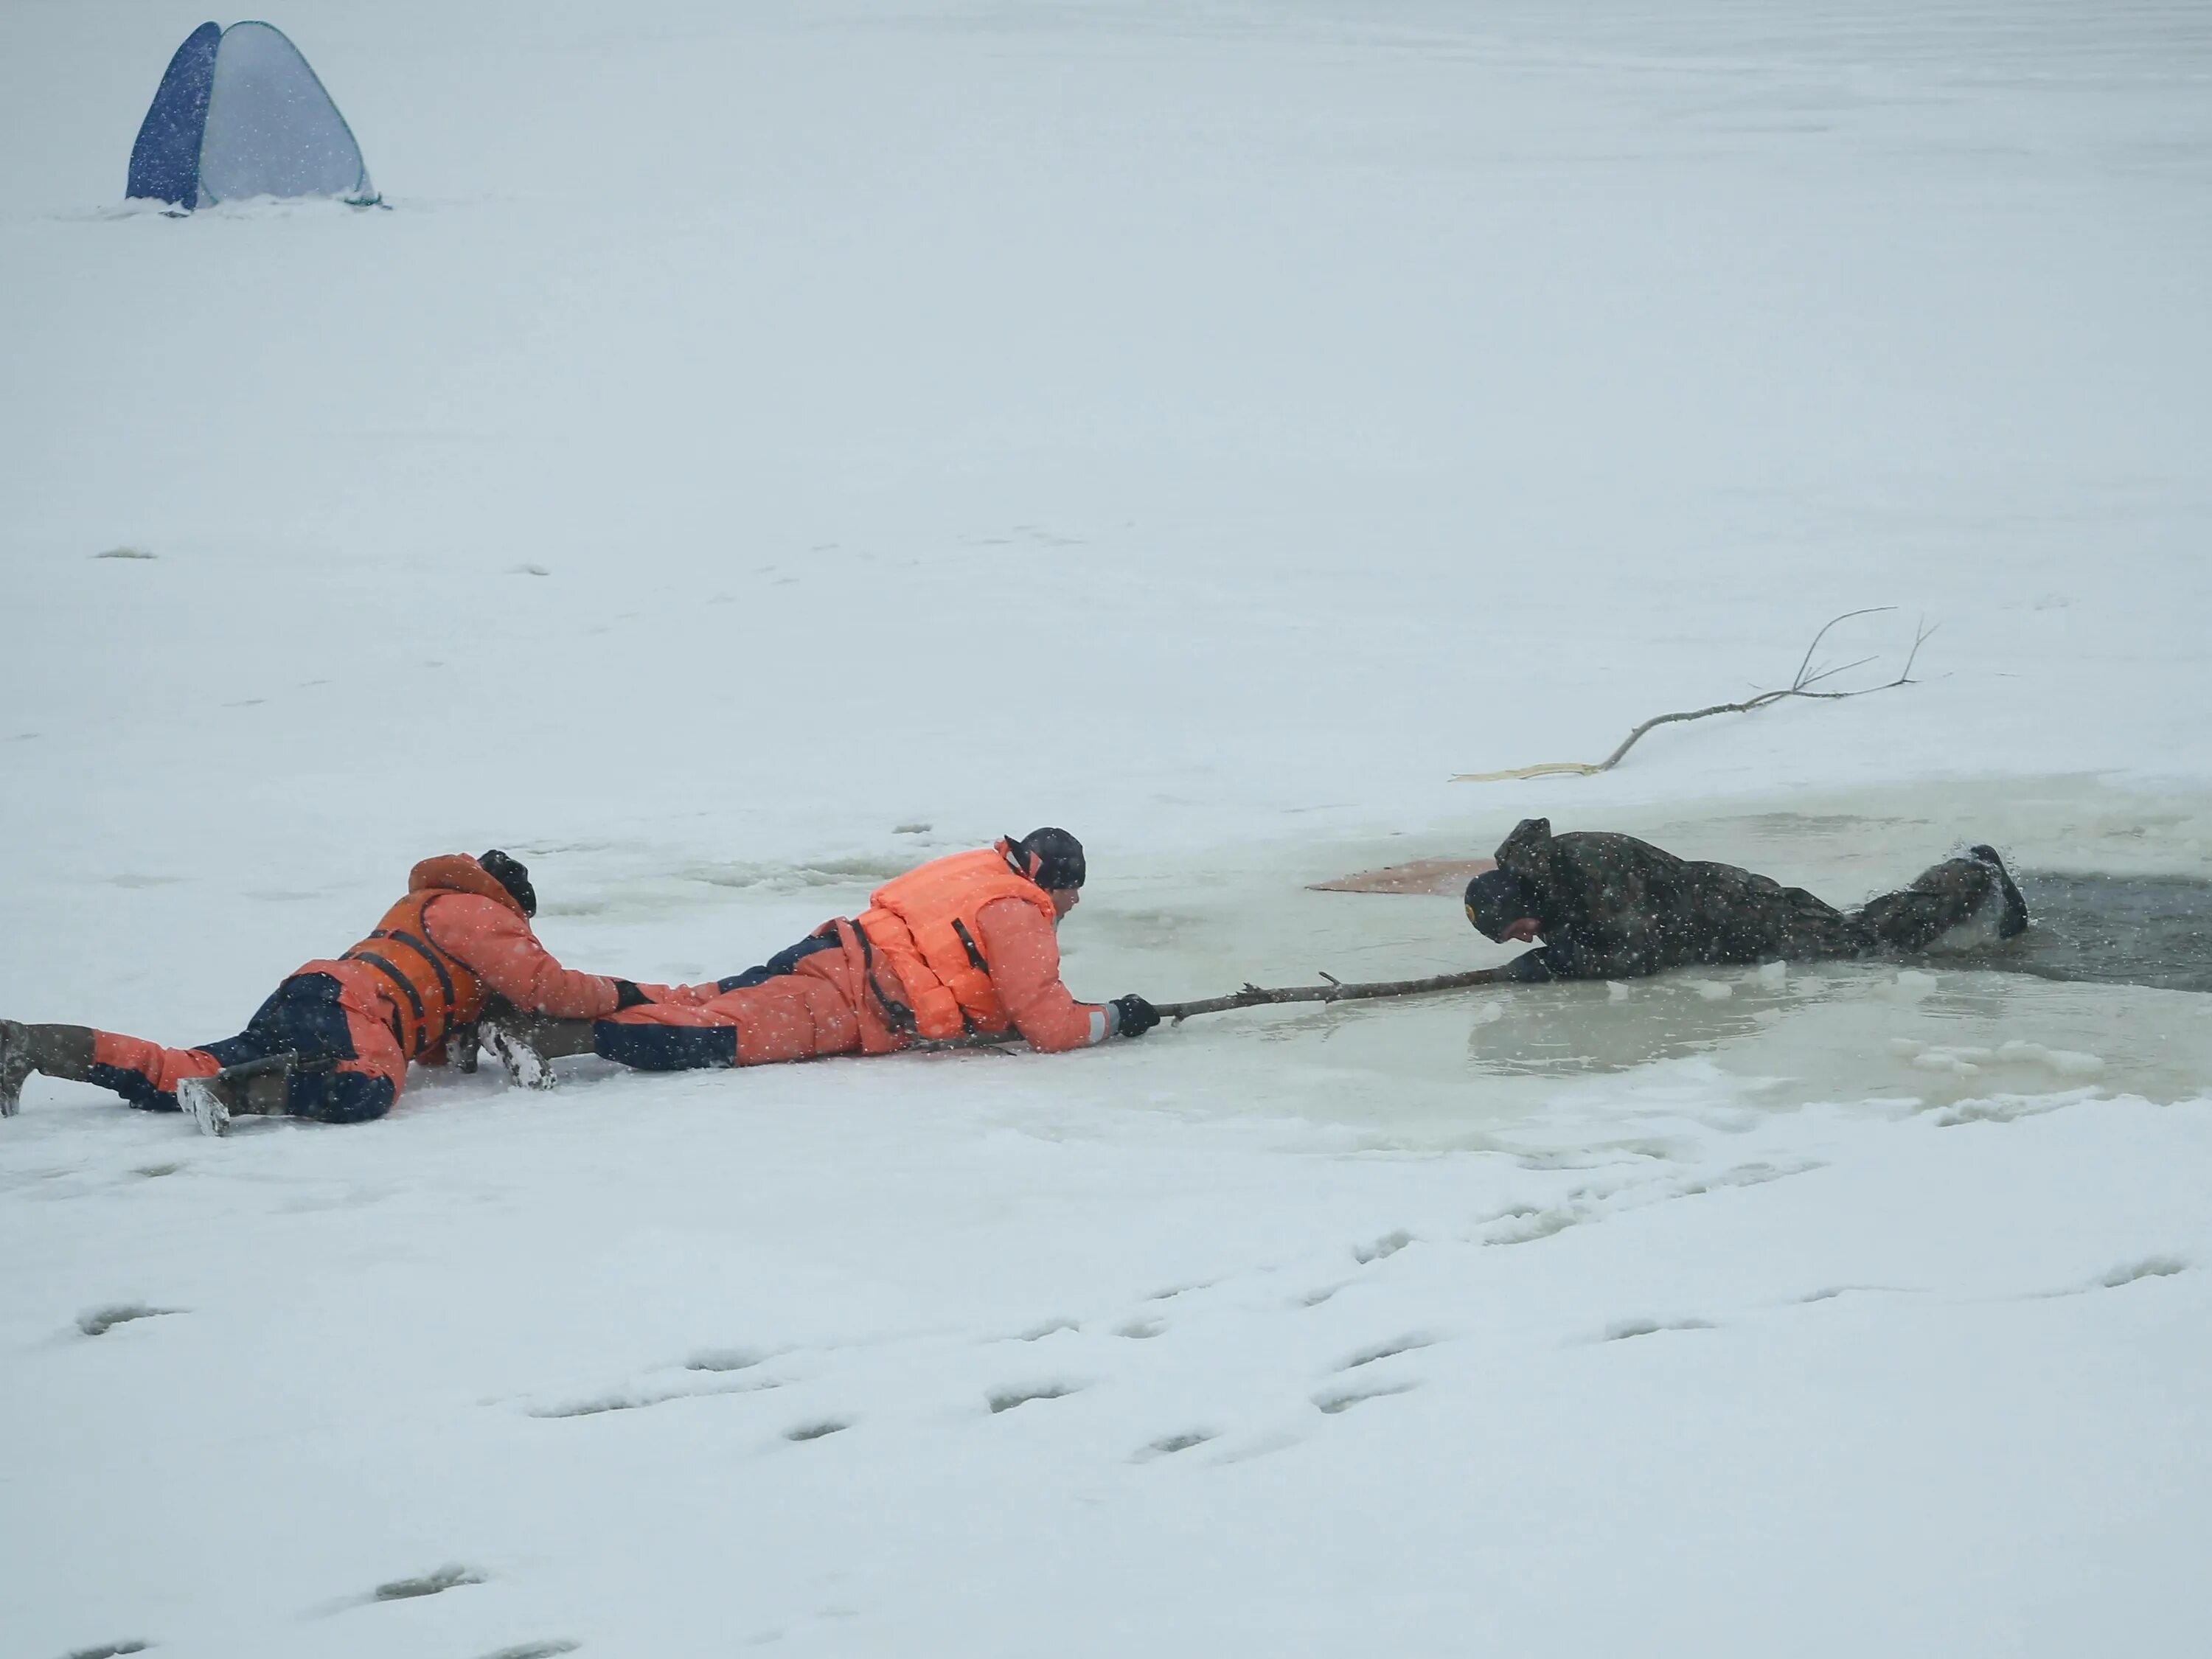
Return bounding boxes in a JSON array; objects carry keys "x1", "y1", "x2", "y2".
[{"x1": 1111, "y1": 995, "x2": 1160, "y2": 1037}]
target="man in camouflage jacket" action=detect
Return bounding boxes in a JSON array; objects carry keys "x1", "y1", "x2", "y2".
[{"x1": 1463, "y1": 818, "x2": 2028, "y2": 982}]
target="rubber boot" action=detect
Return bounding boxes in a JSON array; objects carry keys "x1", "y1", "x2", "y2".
[
  {"x1": 0, "y1": 1022, "x2": 95, "y2": 1118},
  {"x1": 1968, "y1": 845, "x2": 2031, "y2": 940},
  {"x1": 480, "y1": 1014, "x2": 597, "y2": 1091}
]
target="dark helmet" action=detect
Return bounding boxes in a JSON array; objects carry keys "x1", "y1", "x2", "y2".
[
  {"x1": 480, "y1": 849, "x2": 538, "y2": 917},
  {"x1": 1004, "y1": 827, "x2": 1086, "y2": 890},
  {"x1": 1463, "y1": 866, "x2": 1532, "y2": 942}
]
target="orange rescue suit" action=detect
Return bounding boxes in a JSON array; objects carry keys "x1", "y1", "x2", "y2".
[
  {"x1": 340, "y1": 855, "x2": 619, "y2": 1060},
  {"x1": 857, "y1": 844, "x2": 1062, "y2": 1040}
]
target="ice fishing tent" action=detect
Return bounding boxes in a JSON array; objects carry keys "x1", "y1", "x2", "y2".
[{"x1": 127, "y1": 21, "x2": 375, "y2": 209}]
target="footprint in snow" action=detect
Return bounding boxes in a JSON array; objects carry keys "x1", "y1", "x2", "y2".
[
  {"x1": 529, "y1": 1374, "x2": 781, "y2": 1418},
  {"x1": 59, "y1": 1644, "x2": 152, "y2": 1659},
  {"x1": 474, "y1": 1644, "x2": 579, "y2": 1659},
  {"x1": 77, "y1": 1304, "x2": 179, "y2": 1337},
  {"x1": 1483, "y1": 1206, "x2": 1592, "y2": 1247},
  {"x1": 1133, "y1": 1430, "x2": 1217, "y2": 1461},
  {"x1": 1798, "y1": 1284, "x2": 1918, "y2": 1304},
  {"x1": 1337, "y1": 1335, "x2": 1434, "y2": 1371},
  {"x1": 373, "y1": 1564, "x2": 486, "y2": 1601},
  {"x1": 1314, "y1": 1380, "x2": 1419, "y2": 1414},
  {"x1": 785, "y1": 1419, "x2": 851, "y2": 1442},
  {"x1": 2098, "y1": 1256, "x2": 2189, "y2": 1290},
  {"x1": 1352, "y1": 1230, "x2": 1413, "y2": 1265},
  {"x1": 987, "y1": 1381, "x2": 1085, "y2": 1413},
  {"x1": 2023, "y1": 1258, "x2": 2191, "y2": 1301},
  {"x1": 1114, "y1": 1316, "x2": 1165, "y2": 1338},
  {"x1": 1601, "y1": 1318, "x2": 1717, "y2": 1342},
  {"x1": 685, "y1": 1347, "x2": 768, "y2": 1373}
]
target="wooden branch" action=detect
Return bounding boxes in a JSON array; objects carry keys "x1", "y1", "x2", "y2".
[
  {"x1": 1453, "y1": 610, "x2": 1935, "y2": 783},
  {"x1": 1155, "y1": 966, "x2": 1506, "y2": 1023},
  {"x1": 907, "y1": 965, "x2": 1514, "y2": 1050}
]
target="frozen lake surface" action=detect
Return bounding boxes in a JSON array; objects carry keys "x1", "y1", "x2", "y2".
[{"x1": 4, "y1": 0, "x2": 2210, "y2": 1654}]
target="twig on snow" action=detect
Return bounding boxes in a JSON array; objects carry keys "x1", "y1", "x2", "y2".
[{"x1": 1452, "y1": 609, "x2": 1935, "y2": 783}]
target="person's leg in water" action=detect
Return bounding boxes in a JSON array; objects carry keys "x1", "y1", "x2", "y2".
[
  {"x1": 1856, "y1": 846, "x2": 2030, "y2": 953},
  {"x1": 481, "y1": 931, "x2": 866, "y2": 1087}
]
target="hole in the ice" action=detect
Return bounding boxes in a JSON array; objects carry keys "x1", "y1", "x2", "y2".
[
  {"x1": 785, "y1": 1419, "x2": 850, "y2": 1442},
  {"x1": 1315, "y1": 1380, "x2": 1419, "y2": 1414},
  {"x1": 77, "y1": 1304, "x2": 179, "y2": 1338},
  {"x1": 474, "y1": 1644, "x2": 579, "y2": 1659},
  {"x1": 1340, "y1": 1335, "x2": 1435, "y2": 1371},
  {"x1": 1115, "y1": 1317, "x2": 1165, "y2": 1338},
  {"x1": 60, "y1": 1644, "x2": 152, "y2": 1659},
  {"x1": 1978, "y1": 871, "x2": 2212, "y2": 995},
  {"x1": 988, "y1": 1381, "x2": 1084, "y2": 1413},
  {"x1": 373, "y1": 1564, "x2": 485, "y2": 1601},
  {"x1": 1352, "y1": 1230, "x2": 1413, "y2": 1265},
  {"x1": 686, "y1": 1347, "x2": 765, "y2": 1373},
  {"x1": 1135, "y1": 1430, "x2": 1217, "y2": 1459},
  {"x1": 2100, "y1": 1256, "x2": 2190, "y2": 1289},
  {"x1": 1603, "y1": 1318, "x2": 1717, "y2": 1342}
]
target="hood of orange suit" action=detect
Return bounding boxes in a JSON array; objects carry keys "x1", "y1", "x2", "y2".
[{"x1": 407, "y1": 854, "x2": 526, "y2": 917}]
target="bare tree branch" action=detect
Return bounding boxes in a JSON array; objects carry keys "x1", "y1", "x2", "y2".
[
  {"x1": 1452, "y1": 611, "x2": 1936, "y2": 783},
  {"x1": 1155, "y1": 966, "x2": 1506, "y2": 1023}
]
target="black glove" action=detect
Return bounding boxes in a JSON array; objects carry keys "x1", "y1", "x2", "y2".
[
  {"x1": 612, "y1": 978, "x2": 653, "y2": 1011},
  {"x1": 1111, "y1": 995, "x2": 1160, "y2": 1038},
  {"x1": 1503, "y1": 949, "x2": 1555, "y2": 984}
]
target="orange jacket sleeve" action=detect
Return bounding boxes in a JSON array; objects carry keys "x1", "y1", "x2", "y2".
[
  {"x1": 423, "y1": 894, "x2": 623, "y2": 1020},
  {"x1": 974, "y1": 896, "x2": 1111, "y2": 1053}
]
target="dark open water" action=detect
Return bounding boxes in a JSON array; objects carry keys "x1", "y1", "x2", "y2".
[{"x1": 1964, "y1": 872, "x2": 2212, "y2": 994}]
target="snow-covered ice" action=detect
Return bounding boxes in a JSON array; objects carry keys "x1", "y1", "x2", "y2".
[{"x1": 4, "y1": 1, "x2": 2211, "y2": 1655}]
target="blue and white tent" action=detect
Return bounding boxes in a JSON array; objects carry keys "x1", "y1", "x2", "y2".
[{"x1": 128, "y1": 21, "x2": 376, "y2": 210}]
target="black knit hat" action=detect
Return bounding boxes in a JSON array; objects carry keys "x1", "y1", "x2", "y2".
[
  {"x1": 1463, "y1": 867, "x2": 1533, "y2": 941},
  {"x1": 481, "y1": 849, "x2": 538, "y2": 917},
  {"x1": 1006, "y1": 827, "x2": 1086, "y2": 890}
]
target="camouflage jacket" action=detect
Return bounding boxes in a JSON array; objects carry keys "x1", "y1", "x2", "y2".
[{"x1": 1492, "y1": 818, "x2": 1868, "y2": 981}]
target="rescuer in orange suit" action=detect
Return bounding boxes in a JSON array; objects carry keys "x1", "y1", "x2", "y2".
[
  {"x1": 0, "y1": 852, "x2": 668, "y2": 1135},
  {"x1": 478, "y1": 830, "x2": 1159, "y2": 1086}
]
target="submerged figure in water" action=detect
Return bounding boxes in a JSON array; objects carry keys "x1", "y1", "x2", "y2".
[{"x1": 1462, "y1": 818, "x2": 2028, "y2": 982}]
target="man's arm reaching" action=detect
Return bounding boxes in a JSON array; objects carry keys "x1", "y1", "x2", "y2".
[
  {"x1": 973, "y1": 897, "x2": 1116, "y2": 1051},
  {"x1": 427, "y1": 894, "x2": 649, "y2": 1018}
]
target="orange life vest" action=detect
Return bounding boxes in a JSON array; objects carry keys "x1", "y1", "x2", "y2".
[
  {"x1": 341, "y1": 856, "x2": 524, "y2": 1059},
  {"x1": 856, "y1": 844, "x2": 1060, "y2": 1040}
]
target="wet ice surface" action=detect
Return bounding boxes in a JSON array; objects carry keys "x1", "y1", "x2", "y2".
[{"x1": 7, "y1": 821, "x2": 2211, "y2": 1655}]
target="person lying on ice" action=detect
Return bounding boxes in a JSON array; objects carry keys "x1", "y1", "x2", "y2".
[
  {"x1": 0, "y1": 852, "x2": 668, "y2": 1133},
  {"x1": 478, "y1": 829, "x2": 1159, "y2": 1086},
  {"x1": 1461, "y1": 818, "x2": 2030, "y2": 982}
]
